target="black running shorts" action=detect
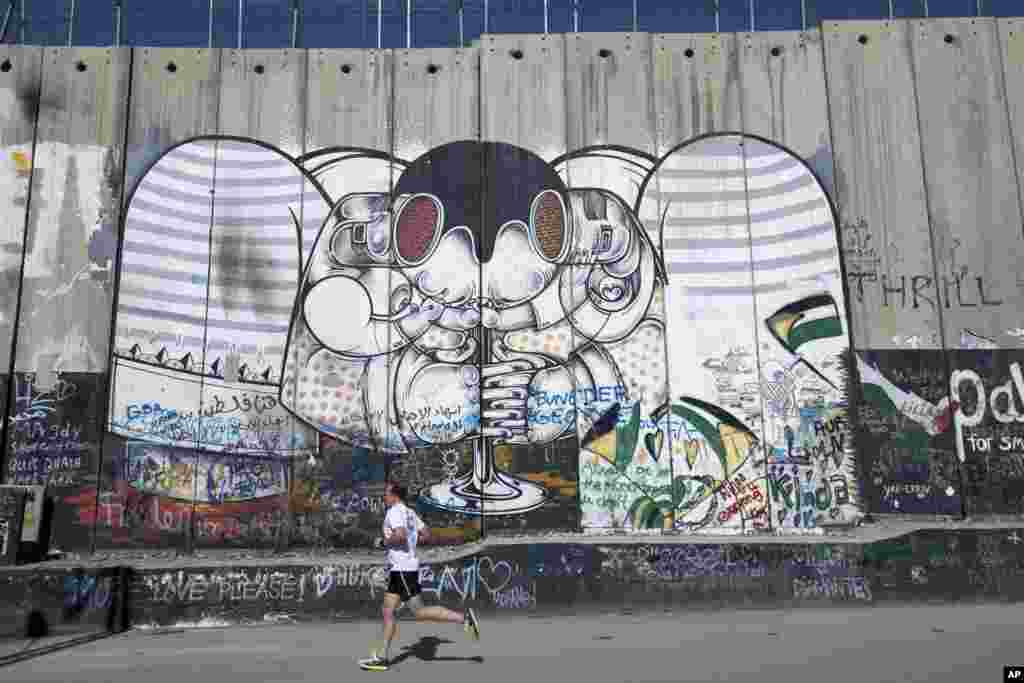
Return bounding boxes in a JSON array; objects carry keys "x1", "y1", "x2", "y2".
[{"x1": 387, "y1": 571, "x2": 421, "y2": 602}]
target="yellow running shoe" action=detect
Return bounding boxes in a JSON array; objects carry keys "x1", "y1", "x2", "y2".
[
  {"x1": 465, "y1": 608, "x2": 481, "y2": 640},
  {"x1": 358, "y1": 652, "x2": 389, "y2": 671}
]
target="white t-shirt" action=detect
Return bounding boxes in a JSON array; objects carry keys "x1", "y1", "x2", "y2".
[{"x1": 383, "y1": 502, "x2": 426, "y2": 572}]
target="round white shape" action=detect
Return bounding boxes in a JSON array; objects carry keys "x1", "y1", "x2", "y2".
[{"x1": 303, "y1": 277, "x2": 372, "y2": 352}]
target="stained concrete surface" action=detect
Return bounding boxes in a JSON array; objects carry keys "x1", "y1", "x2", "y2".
[
  {"x1": 34, "y1": 516, "x2": 1024, "y2": 572},
  {"x1": 4, "y1": 603, "x2": 1022, "y2": 682}
]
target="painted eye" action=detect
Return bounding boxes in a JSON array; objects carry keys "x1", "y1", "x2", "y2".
[
  {"x1": 599, "y1": 280, "x2": 626, "y2": 302},
  {"x1": 590, "y1": 273, "x2": 635, "y2": 312},
  {"x1": 394, "y1": 194, "x2": 442, "y2": 266},
  {"x1": 530, "y1": 190, "x2": 568, "y2": 261}
]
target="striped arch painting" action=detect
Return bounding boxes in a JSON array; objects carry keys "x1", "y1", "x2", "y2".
[
  {"x1": 635, "y1": 134, "x2": 857, "y2": 532},
  {"x1": 100, "y1": 132, "x2": 860, "y2": 540}
]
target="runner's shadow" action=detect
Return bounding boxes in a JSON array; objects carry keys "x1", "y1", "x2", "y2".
[{"x1": 390, "y1": 636, "x2": 484, "y2": 665}]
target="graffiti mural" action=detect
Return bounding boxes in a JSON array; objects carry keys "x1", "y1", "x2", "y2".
[
  {"x1": 634, "y1": 134, "x2": 858, "y2": 531},
  {"x1": 92, "y1": 131, "x2": 861, "y2": 538}
]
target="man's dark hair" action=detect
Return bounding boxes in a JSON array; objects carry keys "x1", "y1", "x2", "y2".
[{"x1": 386, "y1": 480, "x2": 408, "y2": 502}]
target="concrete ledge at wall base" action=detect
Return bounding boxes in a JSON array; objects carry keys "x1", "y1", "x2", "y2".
[
  {"x1": 3, "y1": 529, "x2": 1022, "y2": 630},
  {"x1": 0, "y1": 566, "x2": 129, "y2": 665}
]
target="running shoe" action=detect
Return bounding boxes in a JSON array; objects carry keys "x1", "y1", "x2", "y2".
[
  {"x1": 464, "y1": 608, "x2": 481, "y2": 640},
  {"x1": 358, "y1": 653, "x2": 389, "y2": 671}
]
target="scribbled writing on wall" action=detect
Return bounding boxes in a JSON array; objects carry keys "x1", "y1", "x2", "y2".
[
  {"x1": 419, "y1": 555, "x2": 536, "y2": 609},
  {"x1": 64, "y1": 574, "x2": 113, "y2": 612},
  {"x1": 6, "y1": 374, "x2": 95, "y2": 487},
  {"x1": 846, "y1": 270, "x2": 1002, "y2": 310}
]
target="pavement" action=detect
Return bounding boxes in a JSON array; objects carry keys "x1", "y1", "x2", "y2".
[{"x1": 4, "y1": 603, "x2": 1022, "y2": 682}]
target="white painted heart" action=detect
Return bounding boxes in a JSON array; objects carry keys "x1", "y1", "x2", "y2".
[{"x1": 476, "y1": 556, "x2": 513, "y2": 596}]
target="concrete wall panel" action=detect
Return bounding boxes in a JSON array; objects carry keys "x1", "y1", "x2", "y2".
[
  {"x1": 393, "y1": 48, "x2": 478, "y2": 160},
  {"x1": 188, "y1": 49, "x2": 317, "y2": 549},
  {"x1": 476, "y1": 36, "x2": 579, "y2": 534},
  {"x1": 13, "y1": 48, "x2": 129, "y2": 376},
  {"x1": 0, "y1": 46, "x2": 44, "y2": 492},
  {"x1": 561, "y1": 33, "x2": 670, "y2": 533},
  {"x1": 824, "y1": 21, "x2": 961, "y2": 517},
  {"x1": 738, "y1": 31, "x2": 832, "y2": 173},
  {"x1": 912, "y1": 18, "x2": 1024, "y2": 516},
  {"x1": 1000, "y1": 18, "x2": 1024, "y2": 238},
  {"x1": 823, "y1": 21, "x2": 940, "y2": 351},
  {"x1": 0, "y1": 47, "x2": 43, "y2": 375},
  {"x1": 8, "y1": 48, "x2": 129, "y2": 551},
  {"x1": 480, "y1": 35, "x2": 564, "y2": 162},
  {"x1": 388, "y1": 47, "x2": 483, "y2": 540},
  {"x1": 738, "y1": 31, "x2": 857, "y2": 529},
  {"x1": 97, "y1": 48, "x2": 223, "y2": 551},
  {"x1": 649, "y1": 36, "x2": 771, "y2": 533},
  {"x1": 912, "y1": 18, "x2": 1023, "y2": 350},
  {"x1": 653, "y1": 33, "x2": 742, "y2": 145},
  {"x1": 290, "y1": 48, "x2": 396, "y2": 549}
]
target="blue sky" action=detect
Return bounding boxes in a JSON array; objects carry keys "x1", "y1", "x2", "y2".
[{"x1": 10, "y1": 0, "x2": 1022, "y2": 49}]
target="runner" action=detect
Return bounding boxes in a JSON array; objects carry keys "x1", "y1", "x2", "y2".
[{"x1": 359, "y1": 480, "x2": 481, "y2": 672}]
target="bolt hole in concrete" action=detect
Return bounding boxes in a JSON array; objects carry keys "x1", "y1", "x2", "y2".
[
  {"x1": 684, "y1": 47, "x2": 694, "y2": 58},
  {"x1": 1, "y1": 59, "x2": 12, "y2": 72},
  {"x1": 341, "y1": 64, "x2": 352, "y2": 74},
  {"x1": 510, "y1": 49, "x2": 524, "y2": 60},
  {"x1": 598, "y1": 48, "x2": 612, "y2": 58},
  {"x1": 770, "y1": 46, "x2": 781, "y2": 57},
  {"x1": 76, "y1": 61, "x2": 87, "y2": 72},
  {"x1": 944, "y1": 33, "x2": 955, "y2": 44},
  {"x1": 858, "y1": 34, "x2": 869, "y2": 44},
  {"x1": 254, "y1": 64, "x2": 265, "y2": 74},
  {"x1": 427, "y1": 63, "x2": 440, "y2": 73},
  {"x1": 166, "y1": 61, "x2": 177, "y2": 73}
]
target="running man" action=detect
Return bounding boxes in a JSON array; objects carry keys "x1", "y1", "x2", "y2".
[{"x1": 359, "y1": 480, "x2": 481, "y2": 671}]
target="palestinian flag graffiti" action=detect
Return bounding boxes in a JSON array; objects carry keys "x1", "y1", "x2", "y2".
[
  {"x1": 855, "y1": 354, "x2": 956, "y2": 436},
  {"x1": 765, "y1": 293, "x2": 844, "y2": 389},
  {"x1": 765, "y1": 293, "x2": 843, "y2": 355}
]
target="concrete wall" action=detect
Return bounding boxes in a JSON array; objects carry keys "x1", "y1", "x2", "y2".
[
  {"x1": 0, "y1": 17, "x2": 1022, "y2": 553},
  {"x1": 87, "y1": 529, "x2": 1024, "y2": 627}
]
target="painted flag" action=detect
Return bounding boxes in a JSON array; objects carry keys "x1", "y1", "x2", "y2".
[
  {"x1": 654, "y1": 397, "x2": 758, "y2": 478},
  {"x1": 765, "y1": 293, "x2": 842, "y2": 356},
  {"x1": 855, "y1": 354, "x2": 956, "y2": 436}
]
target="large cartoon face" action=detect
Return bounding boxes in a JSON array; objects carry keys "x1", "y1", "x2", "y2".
[
  {"x1": 280, "y1": 141, "x2": 659, "y2": 450},
  {"x1": 296, "y1": 141, "x2": 647, "y2": 358}
]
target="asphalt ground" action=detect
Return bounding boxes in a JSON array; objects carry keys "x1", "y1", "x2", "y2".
[{"x1": 3, "y1": 602, "x2": 1022, "y2": 682}]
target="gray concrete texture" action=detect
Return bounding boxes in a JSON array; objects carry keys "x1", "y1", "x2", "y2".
[
  {"x1": 0, "y1": 17, "x2": 1023, "y2": 557},
  {"x1": 5, "y1": 603, "x2": 1024, "y2": 682}
]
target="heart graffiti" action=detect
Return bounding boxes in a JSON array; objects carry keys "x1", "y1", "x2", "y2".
[{"x1": 475, "y1": 556, "x2": 514, "y2": 596}]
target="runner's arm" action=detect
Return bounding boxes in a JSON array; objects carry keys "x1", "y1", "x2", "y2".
[
  {"x1": 415, "y1": 513, "x2": 431, "y2": 545},
  {"x1": 382, "y1": 527, "x2": 407, "y2": 547}
]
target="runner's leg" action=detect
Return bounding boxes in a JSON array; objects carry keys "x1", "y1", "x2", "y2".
[
  {"x1": 397, "y1": 572, "x2": 461, "y2": 623},
  {"x1": 411, "y1": 603, "x2": 465, "y2": 624},
  {"x1": 381, "y1": 592, "x2": 401, "y2": 661},
  {"x1": 404, "y1": 571, "x2": 479, "y2": 640}
]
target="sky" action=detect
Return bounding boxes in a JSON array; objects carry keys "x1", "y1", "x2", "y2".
[{"x1": 6, "y1": 0, "x2": 1021, "y2": 49}]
